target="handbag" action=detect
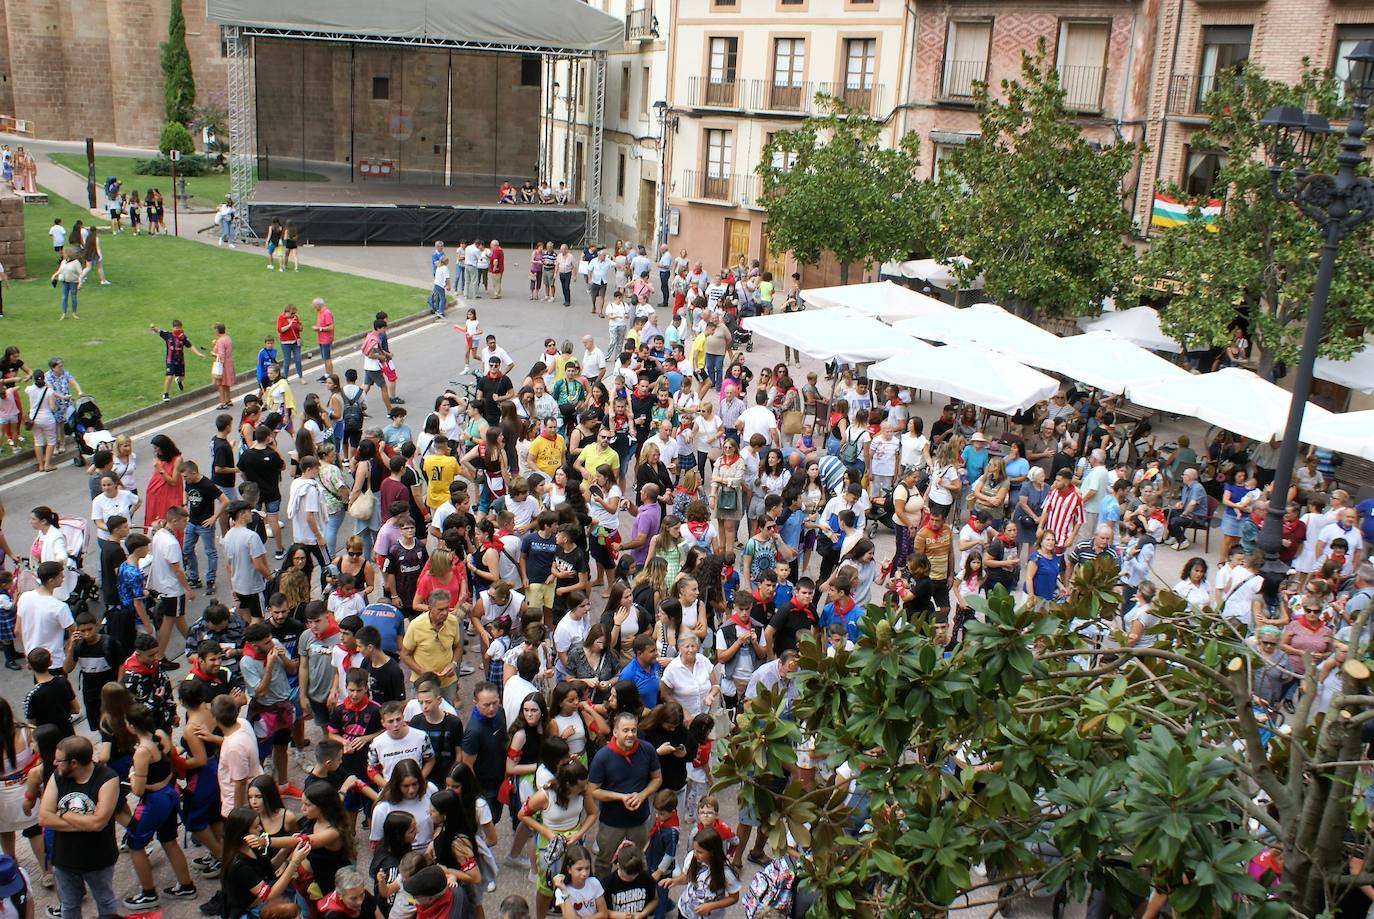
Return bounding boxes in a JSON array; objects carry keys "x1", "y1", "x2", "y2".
[
  {"x1": 23, "y1": 387, "x2": 47, "y2": 431},
  {"x1": 717, "y1": 485, "x2": 740, "y2": 513},
  {"x1": 211, "y1": 360, "x2": 224, "y2": 377},
  {"x1": 781, "y1": 410, "x2": 803, "y2": 436},
  {"x1": 380, "y1": 360, "x2": 398, "y2": 383},
  {"x1": 347, "y1": 488, "x2": 375, "y2": 521}
]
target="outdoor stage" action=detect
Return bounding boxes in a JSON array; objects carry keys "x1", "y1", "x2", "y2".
[{"x1": 248, "y1": 181, "x2": 586, "y2": 245}]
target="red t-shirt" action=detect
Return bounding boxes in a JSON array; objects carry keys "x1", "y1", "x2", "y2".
[
  {"x1": 276, "y1": 312, "x2": 302, "y2": 344},
  {"x1": 315, "y1": 307, "x2": 335, "y2": 345}
]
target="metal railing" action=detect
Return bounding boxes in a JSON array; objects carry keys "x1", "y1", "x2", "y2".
[
  {"x1": 683, "y1": 78, "x2": 886, "y2": 115},
  {"x1": 687, "y1": 76, "x2": 742, "y2": 108},
  {"x1": 682, "y1": 169, "x2": 738, "y2": 203},
  {"x1": 938, "y1": 59, "x2": 988, "y2": 101},
  {"x1": 1166, "y1": 72, "x2": 1228, "y2": 115},
  {"x1": 1056, "y1": 64, "x2": 1106, "y2": 113},
  {"x1": 625, "y1": 8, "x2": 656, "y2": 41}
]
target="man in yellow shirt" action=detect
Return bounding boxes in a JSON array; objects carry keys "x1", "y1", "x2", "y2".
[
  {"x1": 689, "y1": 327, "x2": 707, "y2": 375},
  {"x1": 527, "y1": 417, "x2": 566, "y2": 478},
  {"x1": 420, "y1": 436, "x2": 460, "y2": 511},
  {"x1": 399, "y1": 588, "x2": 463, "y2": 698},
  {"x1": 574, "y1": 423, "x2": 620, "y2": 479}
]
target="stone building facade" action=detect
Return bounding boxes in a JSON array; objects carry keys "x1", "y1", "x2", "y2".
[{"x1": 0, "y1": 0, "x2": 227, "y2": 148}]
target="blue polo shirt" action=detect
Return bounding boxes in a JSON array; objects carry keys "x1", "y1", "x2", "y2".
[
  {"x1": 619, "y1": 657, "x2": 662, "y2": 708},
  {"x1": 587, "y1": 740, "x2": 662, "y2": 828},
  {"x1": 820, "y1": 597, "x2": 862, "y2": 641}
]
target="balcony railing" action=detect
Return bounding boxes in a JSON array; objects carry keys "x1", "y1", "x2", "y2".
[
  {"x1": 1166, "y1": 72, "x2": 1229, "y2": 115},
  {"x1": 625, "y1": 8, "x2": 656, "y2": 41},
  {"x1": 683, "y1": 79, "x2": 886, "y2": 115},
  {"x1": 938, "y1": 59, "x2": 988, "y2": 102},
  {"x1": 1056, "y1": 64, "x2": 1106, "y2": 113},
  {"x1": 687, "y1": 76, "x2": 742, "y2": 108},
  {"x1": 683, "y1": 169, "x2": 738, "y2": 203}
]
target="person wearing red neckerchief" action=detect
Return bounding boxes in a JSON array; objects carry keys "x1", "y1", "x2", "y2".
[
  {"x1": 586, "y1": 711, "x2": 664, "y2": 876},
  {"x1": 325, "y1": 667, "x2": 382, "y2": 815},
  {"x1": 762, "y1": 576, "x2": 818, "y2": 657}
]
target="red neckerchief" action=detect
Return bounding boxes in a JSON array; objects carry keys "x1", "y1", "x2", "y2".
[
  {"x1": 315, "y1": 891, "x2": 355, "y2": 917},
  {"x1": 122, "y1": 653, "x2": 157, "y2": 677},
  {"x1": 720, "y1": 454, "x2": 739, "y2": 467},
  {"x1": 189, "y1": 661, "x2": 223, "y2": 685},
  {"x1": 341, "y1": 691, "x2": 373, "y2": 714},
  {"x1": 338, "y1": 645, "x2": 362, "y2": 675},
  {"x1": 730, "y1": 609, "x2": 754, "y2": 631},
  {"x1": 723, "y1": 563, "x2": 735, "y2": 580},
  {"x1": 1299, "y1": 616, "x2": 1325, "y2": 632},
  {"x1": 830, "y1": 597, "x2": 856, "y2": 618},
  {"x1": 608, "y1": 736, "x2": 640, "y2": 762},
  {"x1": 750, "y1": 589, "x2": 771, "y2": 607},
  {"x1": 540, "y1": 429, "x2": 557, "y2": 442},
  {"x1": 415, "y1": 889, "x2": 455, "y2": 919},
  {"x1": 867, "y1": 423, "x2": 880, "y2": 435},
  {"x1": 486, "y1": 369, "x2": 502, "y2": 380},
  {"x1": 241, "y1": 641, "x2": 266, "y2": 661},
  {"x1": 650, "y1": 812, "x2": 680, "y2": 836},
  {"x1": 483, "y1": 538, "x2": 504, "y2": 552},
  {"x1": 791, "y1": 597, "x2": 817, "y2": 624},
  {"x1": 686, "y1": 520, "x2": 710, "y2": 540}
]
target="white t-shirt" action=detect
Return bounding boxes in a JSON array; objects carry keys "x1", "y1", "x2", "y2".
[
  {"x1": 661, "y1": 654, "x2": 715, "y2": 718},
  {"x1": 588, "y1": 485, "x2": 622, "y2": 528},
  {"x1": 91, "y1": 490, "x2": 138, "y2": 540},
  {"x1": 370, "y1": 786, "x2": 438, "y2": 848},
  {"x1": 287, "y1": 478, "x2": 325, "y2": 546},
  {"x1": 16, "y1": 592, "x2": 74, "y2": 669},
  {"x1": 49, "y1": 225, "x2": 66, "y2": 248},
  {"x1": 1220, "y1": 568, "x2": 1263, "y2": 625},
  {"x1": 693, "y1": 415, "x2": 723, "y2": 453},
  {"x1": 433, "y1": 263, "x2": 451, "y2": 288},
  {"x1": 1125, "y1": 603, "x2": 1161, "y2": 648},
  {"x1": 738, "y1": 406, "x2": 778, "y2": 445},
  {"x1": 606, "y1": 301, "x2": 628, "y2": 328},
  {"x1": 553, "y1": 613, "x2": 590, "y2": 657},
  {"x1": 402, "y1": 697, "x2": 460, "y2": 721},
  {"x1": 478, "y1": 587, "x2": 525, "y2": 625},
  {"x1": 1318, "y1": 522, "x2": 1365, "y2": 577},
  {"x1": 554, "y1": 877, "x2": 606, "y2": 918},
  {"x1": 868, "y1": 435, "x2": 899, "y2": 477},
  {"x1": 464, "y1": 243, "x2": 481, "y2": 268},
  {"x1": 481, "y1": 345, "x2": 513, "y2": 371},
  {"x1": 581, "y1": 347, "x2": 606, "y2": 380},
  {"x1": 366, "y1": 728, "x2": 434, "y2": 782},
  {"x1": 503, "y1": 674, "x2": 541, "y2": 728},
  {"x1": 644, "y1": 434, "x2": 680, "y2": 469},
  {"x1": 147, "y1": 528, "x2": 185, "y2": 597}
]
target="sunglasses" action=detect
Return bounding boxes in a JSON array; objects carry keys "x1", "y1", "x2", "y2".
[{"x1": 347, "y1": 551, "x2": 362, "y2": 557}]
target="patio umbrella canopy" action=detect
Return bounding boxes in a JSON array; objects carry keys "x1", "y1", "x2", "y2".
[
  {"x1": 1034, "y1": 332, "x2": 1192, "y2": 396},
  {"x1": 800, "y1": 281, "x2": 955, "y2": 321},
  {"x1": 1314, "y1": 346, "x2": 1374, "y2": 396},
  {"x1": 880, "y1": 256, "x2": 985, "y2": 290},
  {"x1": 743, "y1": 308, "x2": 913, "y2": 363},
  {"x1": 1076, "y1": 306, "x2": 1183, "y2": 354},
  {"x1": 1301, "y1": 410, "x2": 1374, "y2": 462},
  {"x1": 869, "y1": 342, "x2": 1060, "y2": 414},
  {"x1": 1127, "y1": 367, "x2": 1334, "y2": 443},
  {"x1": 894, "y1": 302, "x2": 1064, "y2": 369}
]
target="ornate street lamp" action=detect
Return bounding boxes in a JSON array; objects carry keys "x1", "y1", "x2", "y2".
[{"x1": 1256, "y1": 41, "x2": 1374, "y2": 582}]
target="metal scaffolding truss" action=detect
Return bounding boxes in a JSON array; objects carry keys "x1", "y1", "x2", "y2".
[
  {"x1": 586, "y1": 53, "x2": 607, "y2": 244},
  {"x1": 239, "y1": 26, "x2": 593, "y2": 60},
  {"x1": 224, "y1": 25, "x2": 257, "y2": 239}
]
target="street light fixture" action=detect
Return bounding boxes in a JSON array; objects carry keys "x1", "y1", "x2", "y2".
[
  {"x1": 1256, "y1": 41, "x2": 1374, "y2": 583},
  {"x1": 654, "y1": 100, "x2": 670, "y2": 248}
]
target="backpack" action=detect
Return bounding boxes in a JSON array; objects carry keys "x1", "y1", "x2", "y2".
[
  {"x1": 342, "y1": 388, "x2": 364, "y2": 431},
  {"x1": 360, "y1": 331, "x2": 381, "y2": 359},
  {"x1": 838, "y1": 429, "x2": 862, "y2": 466},
  {"x1": 743, "y1": 853, "x2": 798, "y2": 919}
]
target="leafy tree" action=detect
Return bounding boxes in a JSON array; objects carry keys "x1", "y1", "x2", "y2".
[
  {"x1": 160, "y1": 0, "x2": 196, "y2": 126},
  {"x1": 757, "y1": 97, "x2": 927, "y2": 284},
  {"x1": 932, "y1": 44, "x2": 1139, "y2": 318},
  {"x1": 717, "y1": 558, "x2": 1374, "y2": 917},
  {"x1": 158, "y1": 122, "x2": 195, "y2": 158},
  {"x1": 1142, "y1": 63, "x2": 1374, "y2": 374}
]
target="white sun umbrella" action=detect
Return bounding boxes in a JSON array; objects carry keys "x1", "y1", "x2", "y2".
[
  {"x1": 743, "y1": 308, "x2": 912, "y2": 363},
  {"x1": 1300, "y1": 410, "x2": 1374, "y2": 462},
  {"x1": 801, "y1": 280, "x2": 955, "y2": 321},
  {"x1": 869, "y1": 342, "x2": 1060, "y2": 414},
  {"x1": 893, "y1": 302, "x2": 1063, "y2": 369},
  {"x1": 882, "y1": 256, "x2": 985, "y2": 290},
  {"x1": 1076, "y1": 306, "x2": 1182, "y2": 354},
  {"x1": 1038, "y1": 332, "x2": 1192, "y2": 397},
  {"x1": 1314, "y1": 346, "x2": 1374, "y2": 395},
  {"x1": 1128, "y1": 367, "x2": 1335, "y2": 443}
]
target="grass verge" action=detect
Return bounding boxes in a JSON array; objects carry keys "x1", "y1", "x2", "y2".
[{"x1": 48, "y1": 153, "x2": 326, "y2": 210}]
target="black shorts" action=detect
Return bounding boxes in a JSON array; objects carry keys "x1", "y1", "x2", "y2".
[
  {"x1": 343, "y1": 427, "x2": 362, "y2": 449},
  {"x1": 931, "y1": 582, "x2": 951, "y2": 611},
  {"x1": 155, "y1": 594, "x2": 186, "y2": 620},
  {"x1": 235, "y1": 591, "x2": 265, "y2": 620},
  {"x1": 364, "y1": 369, "x2": 387, "y2": 388},
  {"x1": 165, "y1": 362, "x2": 186, "y2": 378}
]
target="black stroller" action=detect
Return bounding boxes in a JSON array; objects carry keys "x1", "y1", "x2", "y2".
[{"x1": 65, "y1": 395, "x2": 114, "y2": 467}]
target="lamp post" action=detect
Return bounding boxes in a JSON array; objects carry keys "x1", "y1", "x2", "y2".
[
  {"x1": 1257, "y1": 41, "x2": 1374, "y2": 583},
  {"x1": 653, "y1": 99, "x2": 669, "y2": 248}
]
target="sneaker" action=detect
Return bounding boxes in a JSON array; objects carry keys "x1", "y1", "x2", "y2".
[
  {"x1": 317, "y1": 375, "x2": 328, "y2": 383},
  {"x1": 46, "y1": 908, "x2": 61, "y2": 919},
  {"x1": 746, "y1": 849, "x2": 770, "y2": 867},
  {"x1": 164, "y1": 882, "x2": 198, "y2": 899},
  {"x1": 278, "y1": 782, "x2": 304, "y2": 798},
  {"x1": 274, "y1": 549, "x2": 286, "y2": 561},
  {"x1": 1177, "y1": 538, "x2": 1190, "y2": 550},
  {"x1": 503, "y1": 854, "x2": 531, "y2": 870},
  {"x1": 123, "y1": 890, "x2": 160, "y2": 909},
  {"x1": 192, "y1": 853, "x2": 219, "y2": 870},
  {"x1": 161, "y1": 393, "x2": 169, "y2": 402},
  {"x1": 100, "y1": 279, "x2": 111, "y2": 285},
  {"x1": 205, "y1": 581, "x2": 216, "y2": 595},
  {"x1": 199, "y1": 891, "x2": 225, "y2": 916},
  {"x1": 458, "y1": 663, "x2": 475, "y2": 676},
  {"x1": 187, "y1": 577, "x2": 203, "y2": 589},
  {"x1": 40, "y1": 872, "x2": 53, "y2": 889}
]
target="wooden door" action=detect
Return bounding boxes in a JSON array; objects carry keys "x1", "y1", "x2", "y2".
[
  {"x1": 761, "y1": 223, "x2": 786, "y2": 280},
  {"x1": 638, "y1": 179, "x2": 657, "y2": 245},
  {"x1": 724, "y1": 218, "x2": 750, "y2": 271}
]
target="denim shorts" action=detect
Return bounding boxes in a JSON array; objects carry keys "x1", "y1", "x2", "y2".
[{"x1": 262, "y1": 499, "x2": 281, "y2": 514}]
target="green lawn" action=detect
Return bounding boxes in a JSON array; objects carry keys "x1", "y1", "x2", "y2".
[
  {"x1": 48, "y1": 154, "x2": 327, "y2": 210},
  {"x1": 5, "y1": 187, "x2": 423, "y2": 420}
]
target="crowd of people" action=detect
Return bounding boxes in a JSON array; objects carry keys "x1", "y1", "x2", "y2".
[{"x1": 0, "y1": 228, "x2": 1371, "y2": 919}]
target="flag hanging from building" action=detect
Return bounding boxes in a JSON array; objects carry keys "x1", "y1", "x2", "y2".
[{"x1": 1151, "y1": 193, "x2": 1222, "y2": 231}]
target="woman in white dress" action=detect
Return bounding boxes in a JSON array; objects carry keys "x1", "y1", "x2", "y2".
[{"x1": 0, "y1": 700, "x2": 40, "y2": 871}]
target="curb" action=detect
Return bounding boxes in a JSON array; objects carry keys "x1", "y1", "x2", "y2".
[{"x1": 0, "y1": 308, "x2": 433, "y2": 484}]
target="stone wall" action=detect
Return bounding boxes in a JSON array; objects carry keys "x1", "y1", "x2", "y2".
[
  {"x1": 0, "y1": 0, "x2": 228, "y2": 147},
  {"x1": 0, "y1": 186, "x2": 27, "y2": 279}
]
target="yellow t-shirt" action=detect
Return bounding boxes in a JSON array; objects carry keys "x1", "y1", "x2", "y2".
[
  {"x1": 689, "y1": 332, "x2": 707, "y2": 372},
  {"x1": 528, "y1": 434, "x2": 567, "y2": 477},
  {"x1": 421, "y1": 454, "x2": 460, "y2": 509},
  {"x1": 552, "y1": 353, "x2": 575, "y2": 382},
  {"x1": 402, "y1": 613, "x2": 462, "y2": 686},
  {"x1": 578, "y1": 442, "x2": 620, "y2": 476}
]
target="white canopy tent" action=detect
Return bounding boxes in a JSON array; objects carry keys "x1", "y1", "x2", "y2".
[
  {"x1": 880, "y1": 256, "x2": 985, "y2": 290},
  {"x1": 1301, "y1": 410, "x2": 1374, "y2": 462},
  {"x1": 1128, "y1": 367, "x2": 1335, "y2": 444},
  {"x1": 1075, "y1": 306, "x2": 1182, "y2": 354},
  {"x1": 800, "y1": 281, "x2": 955, "y2": 321},
  {"x1": 1314, "y1": 346, "x2": 1374, "y2": 396},
  {"x1": 1032, "y1": 332, "x2": 1192, "y2": 397},
  {"x1": 869, "y1": 343, "x2": 1061, "y2": 415},
  {"x1": 893, "y1": 302, "x2": 1064, "y2": 369},
  {"x1": 742, "y1": 308, "x2": 913, "y2": 363}
]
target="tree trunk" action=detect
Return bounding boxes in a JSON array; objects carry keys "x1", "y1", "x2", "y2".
[{"x1": 839, "y1": 260, "x2": 850, "y2": 285}]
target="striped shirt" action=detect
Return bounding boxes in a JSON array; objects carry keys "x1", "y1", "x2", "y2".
[{"x1": 1041, "y1": 486, "x2": 1085, "y2": 551}]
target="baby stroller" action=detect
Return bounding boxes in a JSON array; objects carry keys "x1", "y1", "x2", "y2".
[
  {"x1": 65, "y1": 395, "x2": 114, "y2": 467},
  {"x1": 727, "y1": 304, "x2": 755, "y2": 352}
]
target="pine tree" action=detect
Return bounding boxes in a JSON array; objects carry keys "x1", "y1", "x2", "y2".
[{"x1": 160, "y1": 0, "x2": 196, "y2": 126}]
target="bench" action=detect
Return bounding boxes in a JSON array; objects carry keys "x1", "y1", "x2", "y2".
[{"x1": 1181, "y1": 495, "x2": 1219, "y2": 553}]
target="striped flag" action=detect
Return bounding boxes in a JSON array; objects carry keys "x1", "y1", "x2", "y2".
[{"x1": 1151, "y1": 193, "x2": 1222, "y2": 231}]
